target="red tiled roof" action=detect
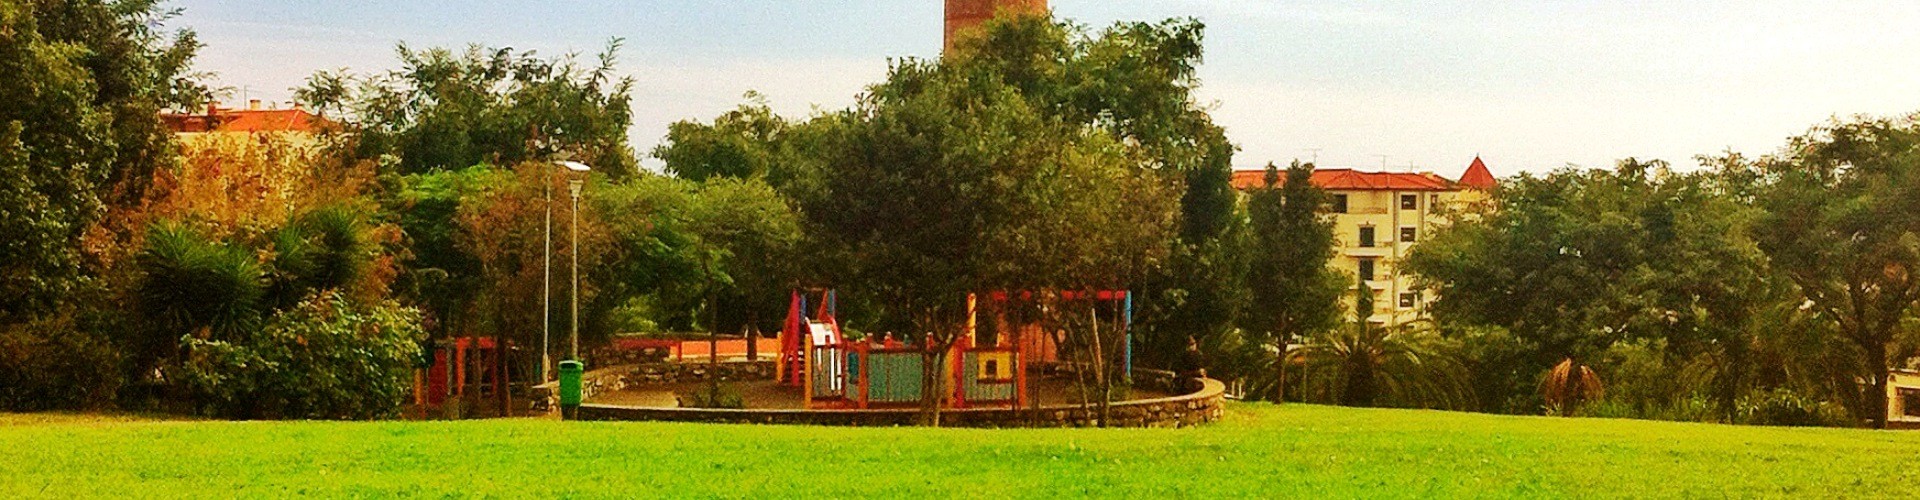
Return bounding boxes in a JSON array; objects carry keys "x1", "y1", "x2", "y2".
[
  {"x1": 1458, "y1": 156, "x2": 1497, "y2": 190},
  {"x1": 161, "y1": 108, "x2": 329, "y2": 134},
  {"x1": 1230, "y1": 168, "x2": 1460, "y2": 192}
]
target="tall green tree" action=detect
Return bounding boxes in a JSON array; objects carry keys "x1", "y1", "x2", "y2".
[
  {"x1": 807, "y1": 48, "x2": 1176, "y2": 424},
  {"x1": 0, "y1": 0, "x2": 206, "y2": 319},
  {"x1": 1407, "y1": 160, "x2": 1769, "y2": 415},
  {"x1": 946, "y1": 16, "x2": 1245, "y2": 368},
  {"x1": 1244, "y1": 161, "x2": 1346, "y2": 402},
  {"x1": 296, "y1": 41, "x2": 637, "y2": 178},
  {"x1": 1729, "y1": 115, "x2": 1920, "y2": 428}
]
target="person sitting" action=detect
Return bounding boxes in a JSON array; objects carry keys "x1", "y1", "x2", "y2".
[{"x1": 1176, "y1": 336, "x2": 1208, "y2": 379}]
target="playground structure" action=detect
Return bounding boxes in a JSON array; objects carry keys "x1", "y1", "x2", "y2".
[
  {"x1": 776, "y1": 289, "x2": 1132, "y2": 410},
  {"x1": 414, "y1": 337, "x2": 512, "y2": 411}
]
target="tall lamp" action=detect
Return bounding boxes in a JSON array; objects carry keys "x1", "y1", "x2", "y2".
[{"x1": 544, "y1": 160, "x2": 592, "y2": 382}]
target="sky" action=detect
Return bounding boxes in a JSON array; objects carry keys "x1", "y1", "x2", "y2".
[{"x1": 172, "y1": 1, "x2": 1920, "y2": 178}]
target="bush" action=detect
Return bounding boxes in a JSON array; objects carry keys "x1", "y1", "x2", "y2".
[
  {"x1": 677, "y1": 383, "x2": 745, "y2": 409},
  {"x1": 1738, "y1": 389, "x2": 1848, "y2": 427},
  {"x1": 135, "y1": 222, "x2": 265, "y2": 338},
  {"x1": 175, "y1": 292, "x2": 425, "y2": 419},
  {"x1": 0, "y1": 314, "x2": 122, "y2": 411}
]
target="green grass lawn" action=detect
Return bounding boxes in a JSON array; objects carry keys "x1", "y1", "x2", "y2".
[{"x1": 3, "y1": 403, "x2": 1916, "y2": 498}]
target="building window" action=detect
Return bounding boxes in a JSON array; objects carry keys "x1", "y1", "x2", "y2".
[
  {"x1": 1399, "y1": 292, "x2": 1417, "y2": 309},
  {"x1": 1401, "y1": 194, "x2": 1418, "y2": 210},
  {"x1": 1400, "y1": 227, "x2": 1417, "y2": 243},
  {"x1": 1357, "y1": 258, "x2": 1376, "y2": 282},
  {"x1": 1359, "y1": 226, "x2": 1376, "y2": 248},
  {"x1": 1904, "y1": 389, "x2": 1920, "y2": 417},
  {"x1": 1332, "y1": 194, "x2": 1349, "y2": 214},
  {"x1": 1429, "y1": 194, "x2": 1440, "y2": 207}
]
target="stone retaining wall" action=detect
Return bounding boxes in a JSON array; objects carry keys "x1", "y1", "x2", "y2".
[
  {"x1": 533, "y1": 360, "x2": 776, "y2": 411},
  {"x1": 577, "y1": 377, "x2": 1225, "y2": 428}
]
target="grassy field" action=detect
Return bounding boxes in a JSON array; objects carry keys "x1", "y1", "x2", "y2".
[{"x1": 3, "y1": 403, "x2": 1917, "y2": 498}]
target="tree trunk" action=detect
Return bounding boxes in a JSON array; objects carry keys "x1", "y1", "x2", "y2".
[
  {"x1": 746, "y1": 315, "x2": 759, "y2": 361},
  {"x1": 921, "y1": 347, "x2": 944, "y2": 427},
  {"x1": 1274, "y1": 333, "x2": 1288, "y2": 403},
  {"x1": 1868, "y1": 341, "x2": 1890, "y2": 429}
]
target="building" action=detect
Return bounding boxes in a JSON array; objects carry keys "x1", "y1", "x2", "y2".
[
  {"x1": 161, "y1": 100, "x2": 328, "y2": 135},
  {"x1": 1232, "y1": 157, "x2": 1497, "y2": 326},
  {"x1": 944, "y1": 0, "x2": 1048, "y2": 53},
  {"x1": 1891, "y1": 370, "x2": 1920, "y2": 429}
]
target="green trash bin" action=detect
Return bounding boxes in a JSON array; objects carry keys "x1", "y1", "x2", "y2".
[{"x1": 559, "y1": 360, "x2": 585, "y2": 420}]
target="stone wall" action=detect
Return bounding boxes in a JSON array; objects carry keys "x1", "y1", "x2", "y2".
[
  {"x1": 533, "y1": 360, "x2": 777, "y2": 411},
  {"x1": 577, "y1": 377, "x2": 1225, "y2": 428},
  {"x1": 633, "y1": 360, "x2": 776, "y2": 384}
]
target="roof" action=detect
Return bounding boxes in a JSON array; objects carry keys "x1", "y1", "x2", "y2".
[
  {"x1": 1230, "y1": 168, "x2": 1461, "y2": 192},
  {"x1": 161, "y1": 107, "x2": 329, "y2": 134},
  {"x1": 1458, "y1": 156, "x2": 1497, "y2": 190}
]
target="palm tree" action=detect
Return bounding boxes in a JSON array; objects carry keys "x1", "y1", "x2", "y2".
[
  {"x1": 1295, "y1": 286, "x2": 1474, "y2": 410},
  {"x1": 1542, "y1": 358, "x2": 1604, "y2": 416}
]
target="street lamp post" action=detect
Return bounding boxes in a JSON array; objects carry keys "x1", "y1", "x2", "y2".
[
  {"x1": 544, "y1": 161, "x2": 591, "y2": 382},
  {"x1": 569, "y1": 176, "x2": 585, "y2": 361}
]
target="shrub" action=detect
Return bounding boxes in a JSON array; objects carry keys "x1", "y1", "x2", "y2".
[
  {"x1": 176, "y1": 292, "x2": 425, "y2": 419},
  {"x1": 0, "y1": 313, "x2": 123, "y2": 411},
  {"x1": 267, "y1": 204, "x2": 372, "y2": 309},
  {"x1": 135, "y1": 222, "x2": 265, "y2": 337},
  {"x1": 1738, "y1": 389, "x2": 1848, "y2": 427},
  {"x1": 677, "y1": 383, "x2": 745, "y2": 409}
]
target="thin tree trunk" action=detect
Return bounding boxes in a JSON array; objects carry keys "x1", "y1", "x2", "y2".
[{"x1": 1275, "y1": 332, "x2": 1288, "y2": 403}]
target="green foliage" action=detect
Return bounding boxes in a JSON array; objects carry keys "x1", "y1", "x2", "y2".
[
  {"x1": 175, "y1": 292, "x2": 425, "y2": 419},
  {"x1": 0, "y1": 311, "x2": 123, "y2": 411},
  {"x1": 268, "y1": 204, "x2": 373, "y2": 309},
  {"x1": 1735, "y1": 388, "x2": 1851, "y2": 427},
  {"x1": 1722, "y1": 114, "x2": 1920, "y2": 428},
  {"x1": 1296, "y1": 289, "x2": 1474, "y2": 410},
  {"x1": 134, "y1": 222, "x2": 266, "y2": 342},
  {"x1": 653, "y1": 93, "x2": 802, "y2": 184},
  {"x1": 0, "y1": 0, "x2": 204, "y2": 319},
  {"x1": 1243, "y1": 161, "x2": 1347, "y2": 401},
  {"x1": 388, "y1": 166, "x2": 501, "y2": 336},
  {"x1": 301, "y1": 40, "x2": 637, "y2": 178},
  {"x1": 1408, "y1": 160, "x2": 1770, "y2": 415}
]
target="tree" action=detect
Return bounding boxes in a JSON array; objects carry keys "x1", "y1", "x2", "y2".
[
  {"x1": 0, "y1": 0, "x2": 206, "y2": 320},
  {"x1": 297, "y1": 41, "x2": 637, "y2": 178},
  {"x1": 1407, "y1": 160, "x2": 1770, "y2": 416},
  {"x1": 1244, "y1": 161, "x2": 1346, "y2": 402},
  {"x1": 1731, "y1": 115, "x2": 1920, "y2": 428},
  {"x1": 806, "y1": 47, "x2": 1176, "y2": 424},
  {"x1": 1296, "y1": 287, "x2": 1473, "y2": 409},
  {"x1": 946, "y1": 16, "x2": 1244, "y2": 369}
]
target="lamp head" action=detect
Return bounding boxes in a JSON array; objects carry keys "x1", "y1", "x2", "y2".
[{"x1": 558, "y1": 161, "x2": 592, "y2": 172}]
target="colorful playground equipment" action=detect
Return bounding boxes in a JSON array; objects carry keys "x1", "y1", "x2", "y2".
[
  {"x1": 776, "y1": 289, "x2": 1132, "y2": 410},
  {"x1": 415, "y1": 336, "x2": 510, "y2": 409}
]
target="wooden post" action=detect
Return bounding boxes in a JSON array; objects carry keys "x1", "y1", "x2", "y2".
[{"x1": 801, "y1": 334, "x2": 813, "y2": 409}]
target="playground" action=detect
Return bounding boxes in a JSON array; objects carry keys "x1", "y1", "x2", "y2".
[{"x1": 556, "y1": 290, "x2": 1223, "y2": 427}]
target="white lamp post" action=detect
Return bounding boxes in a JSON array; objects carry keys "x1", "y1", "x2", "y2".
[
  {"x1": 544, "y1": 160, "x2": 592, "y2": 382},
  {"x1": 568, "y1": 175, "x2": 585, "y2": 361}
]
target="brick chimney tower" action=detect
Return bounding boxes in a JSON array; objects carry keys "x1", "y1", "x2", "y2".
[{"x1": 944, "y1": 0, "x2": 1048, "y2": 54}]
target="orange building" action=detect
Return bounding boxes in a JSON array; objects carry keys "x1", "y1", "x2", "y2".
[{"x1": 944, "y1": 0, "x2": 1048, "y2": 53}]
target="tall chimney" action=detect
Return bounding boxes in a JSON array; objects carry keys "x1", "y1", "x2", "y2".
[{"x1": 944, "y1": 0, "x2": 1048, "y2": 54}]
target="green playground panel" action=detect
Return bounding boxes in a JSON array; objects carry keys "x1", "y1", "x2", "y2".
[{"x1": 868, "y1": 352, "x2": 923, "y2": 403}]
